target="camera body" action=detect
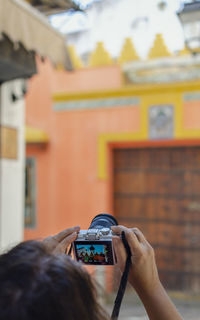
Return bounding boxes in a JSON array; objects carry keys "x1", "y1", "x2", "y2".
[{"x1": 73, "y1": 214, "x2": 118, "y2": 265}]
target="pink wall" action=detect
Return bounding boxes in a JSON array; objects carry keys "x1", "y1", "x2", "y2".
[
  {"x1": 25, "y1": 57, "x2": 140, "y2": 239},
  {"x1": 184, "y1": 102, "x2": 200, "y2": 129},
  {"x1": 25, "y1": 57, "x2": 200, "y2": 242},
  {"x1": 51, "y1": 65, "x2": 123, "y2": 93}
]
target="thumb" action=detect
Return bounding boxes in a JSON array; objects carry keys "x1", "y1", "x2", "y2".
[{"x1": 54, "y1": 232, "x2": 77, "y2": 254}]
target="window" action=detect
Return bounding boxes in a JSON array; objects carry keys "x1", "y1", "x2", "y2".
[{"x1": 25, "y1": 158, "x2": 36, "y2": 228}]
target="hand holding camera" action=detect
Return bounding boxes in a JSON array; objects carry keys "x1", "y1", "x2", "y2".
[
  {"x1": 43, "y1": 225, "x2": 80, "y2": 254},
  {"x1": 72, "y1": 213, "x2": 160, "y2": 294},
  {"x1": 73, "y1": 214, "x2": 118, "y2": 265},
  {"x1": 43, "y1": 214, "x2": 183, "y2": 320},
  {"x1": 43, "y1": 213, "x2": 160, "y2": 294},
  {"x1": 111, "y1": 225, "x2": 160, "y2": 295}
]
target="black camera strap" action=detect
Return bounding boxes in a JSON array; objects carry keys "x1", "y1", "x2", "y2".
[
  {"x1": 66, "y1": 244, "x2": 72, "y2": 255},
  {"x1": 67, "y1": 231, "x2": 131, "y2": 320},
  {"x1": 111, "y1": 231, "x2": 132, "y2": 320}
]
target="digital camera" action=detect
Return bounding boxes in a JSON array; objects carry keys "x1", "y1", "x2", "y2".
[{"x1": 73, "y1": 213, "x2": 118, "y2": 265}]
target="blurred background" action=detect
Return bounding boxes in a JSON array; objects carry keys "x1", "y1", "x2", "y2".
[{"x1": 0, "y1": 0, "x2": 200, "y2": 318}]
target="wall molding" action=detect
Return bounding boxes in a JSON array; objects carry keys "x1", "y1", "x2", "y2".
[{"x1": 54, "y1": 96, "x2": 140, "y2": 111}]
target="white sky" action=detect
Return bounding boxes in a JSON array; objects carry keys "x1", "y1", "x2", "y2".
[{"x1": 49, "y1": 0, "x2": 186, "y2": 58}]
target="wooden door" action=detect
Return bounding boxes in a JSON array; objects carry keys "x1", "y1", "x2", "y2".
[{"x1": 113, "y1": 147, "x2": 200, "y2": 291}]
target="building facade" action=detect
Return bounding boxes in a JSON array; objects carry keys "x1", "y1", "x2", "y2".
[{"x1": 25, "y1": 36, "x2": 200, "y2": 292}]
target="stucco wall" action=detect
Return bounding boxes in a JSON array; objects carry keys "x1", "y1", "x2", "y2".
[
  {"x1": 25, "y1": 57, "x2": 200, "y2": 242},
  {"x1": 0, "y1": 80, "x2": 25, "y2": 251},
  {"x1": 25, "y1": 58, "x2": 124, "y2": 239}
]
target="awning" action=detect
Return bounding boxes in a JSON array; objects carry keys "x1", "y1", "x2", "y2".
[
  {"x1": 0, "y1": 34, "x2": 37, "y2": 82},
  {"x1": 0, "y1": 0, "x2": 72, "y2": 71},
  {"x1": 25, "y1": 126, "x2": 49, "y2": 144},
  {"x1": 25, "y1": 0, "x2": 81, "y2": 16}
]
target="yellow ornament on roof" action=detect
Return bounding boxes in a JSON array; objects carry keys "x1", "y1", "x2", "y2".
[
  {"x1": 148, "y1": 33, "x2": 171, "y2": 59},
  {"x1": 118, "y1": 38, "x2": 139, "y2": 64},
  {"x1": 89, "y1": 42, "x2": 113, "y2": 67},
  {"x1": 68, "y1": 45, "x2": 83, "y2": 69},
  {"x1": 179, "y1": 46, "x2": 190, "y2": 56}
]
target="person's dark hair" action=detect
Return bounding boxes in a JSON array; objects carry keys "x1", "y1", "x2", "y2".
[{"x1": 0, "y1": 240, "x2": 109, "y2": 320}]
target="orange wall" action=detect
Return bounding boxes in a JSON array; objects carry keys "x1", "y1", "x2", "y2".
[
  {"x1": 183, "y1": 101, "x2": 200, "y2": 129},
  {"x1": 25, "y1": 57, "x2": 200, "y2": 241},
  {"x1": 51, "y1": 65, "x2": 123, "y2": 93},
  {"x1": 25, "y1": 57, "x2": 139, "y2": 239}
]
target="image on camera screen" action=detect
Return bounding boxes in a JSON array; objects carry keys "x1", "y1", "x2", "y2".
[{"x1": 74, "y1": 241, "x2": 114, "y2": 265}]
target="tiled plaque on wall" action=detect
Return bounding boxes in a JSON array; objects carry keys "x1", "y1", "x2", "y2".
[
  {"x1": 0, "y1": 126, "x2": 18, "y2": 159},
  {"x1": 149, "y1": 105, "x2": 174, "y2": 140}
]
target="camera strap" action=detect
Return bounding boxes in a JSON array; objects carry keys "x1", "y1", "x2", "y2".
[
  {"x1": 66, "y1": 244, "x2": 72, "y2": 255},
  {"x1": 111, "y1": 231, "x2": 131, "y2": 320}
]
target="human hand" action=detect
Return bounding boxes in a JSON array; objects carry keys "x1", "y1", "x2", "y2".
[
  {"x1": 111, "y1": 225, "x2": 160, "y2": 296},
  {"x1": 43, "y1": 226, "x2": 80, "y2": 254}
]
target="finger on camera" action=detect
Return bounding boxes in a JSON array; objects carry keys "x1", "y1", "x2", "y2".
[
  {"x1": 53, "y1": 226, "x2": 80, "y2": 242},
  {"x1": 111, "y1": 225, "x2": 141, "y2": 255},
  {"x1": 111, "y1": 225, "x2": 130, "y2": 235},
  {"x1": 132, "y1": 228, "x2": 152, "y2": 250},
  {"x1": 131, "y1": 228, "x2": 147, "y2": 243},
  {"x1": 123, "y1": 229, "x2": 143, "y2": 255},
  {"x1": 112, "y1": 225, "x2": 138, "y2": 237},
  {"x1": 112, "y1": 236, "x2": 127, "y2": 267}
]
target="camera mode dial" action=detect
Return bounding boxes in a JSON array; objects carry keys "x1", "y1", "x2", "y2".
[{"x1": 101, "y1": 228, "x2": 110, "y2": 235}]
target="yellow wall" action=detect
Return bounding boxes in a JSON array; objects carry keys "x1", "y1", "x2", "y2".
[{"x1": 54, "y1": 80, "x2": 200, "y2": 180}]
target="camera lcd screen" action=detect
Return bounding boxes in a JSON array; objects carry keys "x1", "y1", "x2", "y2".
[{"x1": 73, "y1": 241, "x2": 114, "y2": 265}]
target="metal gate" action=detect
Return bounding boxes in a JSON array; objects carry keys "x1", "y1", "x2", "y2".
[{"x1": 113, "y1": 147, "x2": 200, "y2": 291}]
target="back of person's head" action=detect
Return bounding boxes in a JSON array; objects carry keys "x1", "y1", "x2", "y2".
[{"x1": 0, "y1": 240, "x2": 109, "y2": 320}]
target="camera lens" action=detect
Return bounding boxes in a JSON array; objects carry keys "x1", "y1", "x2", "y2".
[{"x1": 89, "y1": 213, "x2": 118, "y2": 230}]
